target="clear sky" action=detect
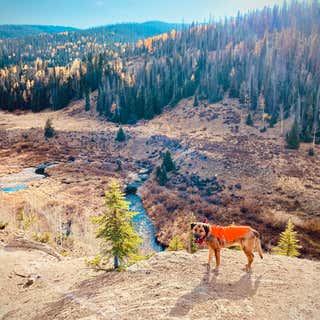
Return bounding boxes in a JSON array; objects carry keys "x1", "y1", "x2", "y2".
[{"x1": 0, "y1": 0, "x2": 287, "y2": 29}]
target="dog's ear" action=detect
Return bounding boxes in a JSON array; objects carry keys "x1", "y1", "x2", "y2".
[
  {"x1": 190, "y1": 223, "x2": 196, "y2": 230},
  {"x1": 203, "y1": 224, "x2": 210, "y2": 235}
]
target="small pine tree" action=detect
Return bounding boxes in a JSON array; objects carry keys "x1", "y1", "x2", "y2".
[
  {"x1": 162, "y1": 150, "x2": 176, "y2": 172},
  {"x1": 188, "y1": 213, "x2": 198, "y2": 253},
  {"x1": 156, "y1": 166, "x2": 168, "y2": 186},
  {"x1": 44, "y1": 119, "x2": 55, "y2": 138},
  {"x1": 91, "y1": 180, "x2": 142, "y2": 269},
  {"x1": 115, "y1": 127, "x2": 126, "y2": 142},
  {"x1": 193, "y1": 95, "x2": 199, "y2": 107},
  {"x1": 168, "y1": 235, "x2": 184, "y2": 251},
  {"x1": 246, "y1": 113, "x2": 253, "y2": 126},
  {"x1": 272, "y1": 218, "x2": 302, "y2": 257},
  {"x1": 85, "y1": 90, "x2": 91, "y2": 111},
  {"x1": 308, "y1": 148, "x2": 314, "y2": 156},
  {"x1": 286, "y1": 120, "x2": 300, "y2": 149}
]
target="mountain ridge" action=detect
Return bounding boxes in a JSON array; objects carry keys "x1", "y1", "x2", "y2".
[
  {"x1": 0, "y1": 21, "x2": 179, "y2": 39},
  {"x1": 0, "y1": 24, "x2": 79, "y2": 39}
]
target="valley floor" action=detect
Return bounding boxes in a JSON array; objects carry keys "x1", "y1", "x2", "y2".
[{"x1": 0, "y1": 95, "x2": 320, "y2": 258}]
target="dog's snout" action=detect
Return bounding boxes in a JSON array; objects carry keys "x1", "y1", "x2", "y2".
[{"x1": 194, "y1": 234, "x2": 201, "y2": 240}]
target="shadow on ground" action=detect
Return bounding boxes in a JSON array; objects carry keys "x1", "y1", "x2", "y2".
[{"x1": 169, "y1": 268, "x2": 262, "y2": 318}]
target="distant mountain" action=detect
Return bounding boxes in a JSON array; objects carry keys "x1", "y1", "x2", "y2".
[
  {"x1": 0, "y1": 25, "x2": 79, "y2": 39},
  {"x1": 0, "y1": 21, "x2": 179, "y2": 40},
  {"x1": 85, "y1": 21, "x2": 181, "y2": 42}
]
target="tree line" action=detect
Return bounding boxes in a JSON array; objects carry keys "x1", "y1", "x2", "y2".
[{"x1": 1, "y1": 1, "x2": 319, "y2": 143}]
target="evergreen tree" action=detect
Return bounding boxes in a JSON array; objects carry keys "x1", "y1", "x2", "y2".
[
  {"x1": 85, "y1": 89, "x2": 91, "y2": 111},
  {"x1": 91, "y1": 180, "x2": 142, "y2": 269},
  {"x1": 96, "y1": 87, "x2": 103, "y2": 115},
  {"x1": 286, "y1": 120, "x2": 300, "y2": 149},
  {"x1": 156, "y1": 166, "x2": 168, "y2": 186},
  {"x1": 246, "y1": 113, "x2": 254, "y2": 126},
  {"x1": 193, "y1": 95, "x2": 199, "y2": 107},
  {"x1": 162, "y1": 150, "x2": 176, "y2": 172},
  {"x1": 272, "y1": 219, "x2": 302, "y2": 257},
  {"x1": 115, "y1": 127, "x2": 126, "y2": 142},
  {"x1": 44, "y1": 118, "x2": 55, "y2": 138},
  {"x1": 168, "y1": 235, "x2": 184, "y2": 251},
  {"x1": 308, "y1": 147, "x2": 314, "y2": 156}
]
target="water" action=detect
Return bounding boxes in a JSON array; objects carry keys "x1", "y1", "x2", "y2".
[
  {"x1": 1, "y1": 184, "x2": 27, "y2": 193},
  {"x1": 0, "y1": 162, "x2": 55, "y2": 193},
  {"x1": 126, "y1": 193, "x2": 164, "y2": 254}
]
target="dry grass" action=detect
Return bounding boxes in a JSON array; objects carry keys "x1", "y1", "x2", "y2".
[{"x1": 1, "y1": 94, "x2": 320, "y2": 259}]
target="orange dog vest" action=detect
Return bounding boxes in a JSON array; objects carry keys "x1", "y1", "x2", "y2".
[{"x1": 210, "y1": 225, "x2": 250, "y2": 243}]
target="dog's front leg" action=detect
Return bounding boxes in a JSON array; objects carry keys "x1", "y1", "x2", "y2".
[
  {"x1": 207, "y1": 247, "x2": 214, "y2": 269},
  {"x1": 214, "y1": 249, "x2": 220, "y2": 270}
]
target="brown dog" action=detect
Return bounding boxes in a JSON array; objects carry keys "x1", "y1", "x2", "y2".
[{"x1": 191, "y1": 222, "x2": 263, "y2": 272}]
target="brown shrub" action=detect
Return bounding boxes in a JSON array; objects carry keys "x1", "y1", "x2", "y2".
[
  {"x1": 220, "y1": 194, "x2": 232, "y2": 207},
  {"x1": 188, "y1": 193, "x2": 201, "y2": 204},
  {"x1": 300, "y1": 218, "x2": 320, "y2": 233},
  {"x1": 200, "y1": 206, "x2": 216, "y2": 219},
  {"x1": 150, "y1": 203, "x2": 167, "y2": 217},
  {"x1": 240, "y1": 199, "x2": 262, "y2": 215},
  {"x1": 164, "y1": 193, "x2": 181, "y2": 212}
]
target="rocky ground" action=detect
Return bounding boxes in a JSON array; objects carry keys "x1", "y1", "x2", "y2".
[
  {"x1": 0, "y1": 95, "x2": 320, "y2": 258},
  {"x1": 0, "y1": 240, "x2": 319, "y2": 320}
]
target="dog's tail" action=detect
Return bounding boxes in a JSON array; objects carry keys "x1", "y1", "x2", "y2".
[{"x1": 253, "y1": 230, "x2": 263, "y2": 259}]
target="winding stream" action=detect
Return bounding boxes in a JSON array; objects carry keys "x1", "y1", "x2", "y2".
[
  {"x1": 125, "y1": 170, "x2": 164, "y2": 253},
  {"x1": 127, "y1": 194, "x2": 163, "y2": 253}
]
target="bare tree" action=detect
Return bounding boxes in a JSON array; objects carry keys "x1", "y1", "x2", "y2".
[
  {"x1": 279, "y1": 103, "x2": 284, "y2": 136},
  {"x1": 313, "y1": 86, "x2": 320, "y2": 148}
]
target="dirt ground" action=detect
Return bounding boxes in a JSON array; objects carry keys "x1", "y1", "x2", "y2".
[{"x1": 1, "y1": 243, "x2": 319, "y2": 320}]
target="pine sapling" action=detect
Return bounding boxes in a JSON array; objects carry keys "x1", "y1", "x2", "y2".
[
  {"x1": 91, "y1": 180, "x2": 142, "y2": 269},
  {"x1": 273, "y1": 218, "x2": 302, "y2": 257},
  {"x1": 168, "y1": 235, "x2": 184, "y2": 251},
  {"x1": 115, "y1": 127, "x2": 126, "y2": 142}
]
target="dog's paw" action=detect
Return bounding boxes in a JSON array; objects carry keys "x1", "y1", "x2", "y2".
[
  {"x1": 242, "y1": 265, "x2": 248, "y2": 272},
  {"x1": 242, "y1": 265, "x2": 252, "y2": 273},
  {"x1": 212, "y1": 267, "x2": 219, "y2": 275}
]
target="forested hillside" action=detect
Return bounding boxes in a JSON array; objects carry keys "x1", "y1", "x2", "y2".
[
  {"x1": 1, "y1": 1, "x2": 320, "y2": 143},
  {"x1": 0, "y1": 21, "x2": 177, "y2": 41},
  {"x1": 0, "y1": 21, "x2": 178, "y2": 67},
  {"x1": 0, "y1": 25, "x2": 78, "y2": 39}
]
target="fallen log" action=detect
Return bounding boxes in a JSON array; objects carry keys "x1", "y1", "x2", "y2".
[{"x1": 5, "y1": 236, "x2": 62, "y2": 261}]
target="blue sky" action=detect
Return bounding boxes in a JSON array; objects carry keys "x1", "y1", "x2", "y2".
[{"x1": 0, "y1": 0, "x2": 287, "y2": 28}]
